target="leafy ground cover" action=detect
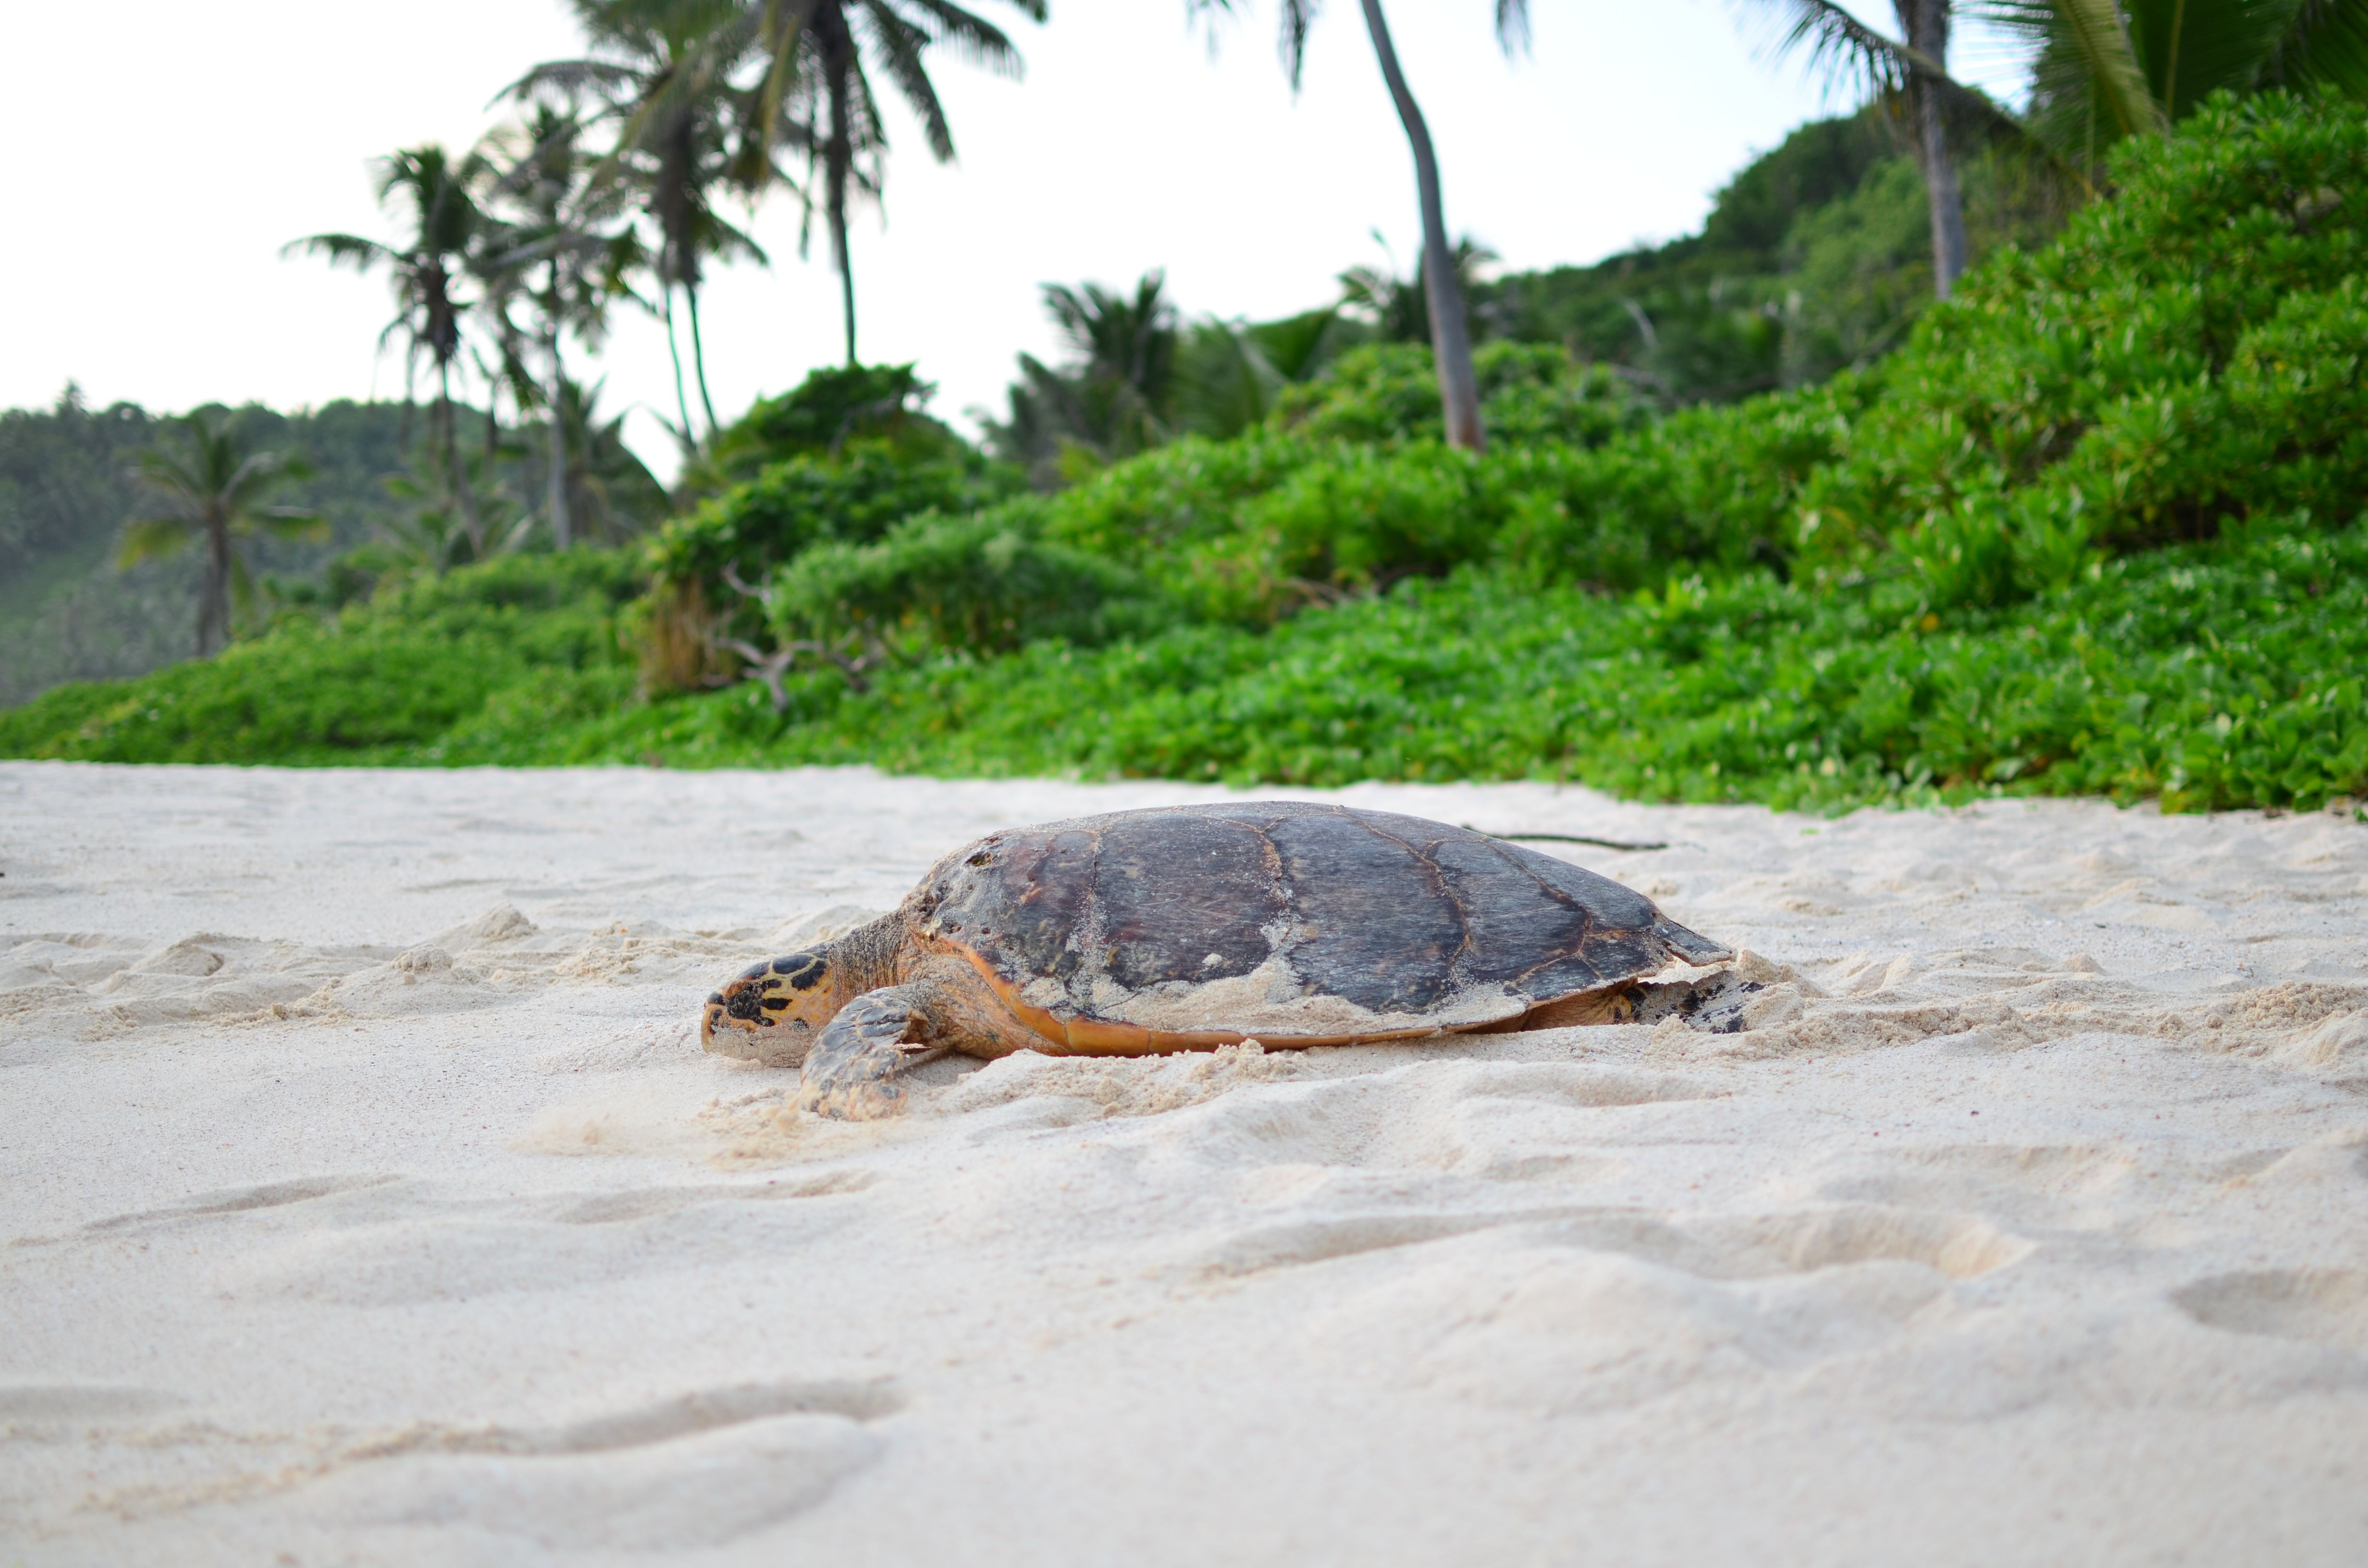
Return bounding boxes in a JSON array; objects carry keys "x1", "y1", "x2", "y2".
[
  {"x1": 8, "y1": 516, "x2": 2359, "y2": 813},
  {"x1": 5, "y1": 94, "x2": 2364, "y2": 814}
]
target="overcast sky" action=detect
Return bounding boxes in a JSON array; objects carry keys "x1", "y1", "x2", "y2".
[{"x1": 3, "y1": 2, "x2": 2030, "y2": 472}]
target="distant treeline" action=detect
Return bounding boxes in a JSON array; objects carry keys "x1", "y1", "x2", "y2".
[{"x1": 0, "y1": 398, "x2": 420, "y2": 705}]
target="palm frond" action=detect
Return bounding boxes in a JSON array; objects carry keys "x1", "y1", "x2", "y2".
[
  {"x1": 115, "y1": 516, "x2": 196, "y2": 567},
  {"x1": 282, "y1": 232, "x2": 392, "y2": 268},
  {"x1": 861, "y1": 2, "x2": 957, "y2": 159},
  {"x1": 2061, "y1": 0, "x2": 2173, "y2": 132},
  {"x1": 1742, "y1": 0, "x2": 1914, "y2": 99},
  {"x1": 751, "y1": 0, "x2": 826, "y2": 159},
  {"x1": 1186, "y1": 0, "x2": 1321, "y2": 90},
  {"x1": 2271, "y1": 0, "x2": 2368, "y2": 94},
  {"x1": 1972, "y1": 0, "x2": 2169, "y2": 135},
  {"x1": 1495, "y1": 0, "x2": 1530, "y2": 57},
  {"x1": 501, "y1": 57, "x2": 646, "y2": 104},
  {"x1": 131, "y1": 448, "x2": 208, "y2": 509},
  {"x1": 1277, "y1": 0, "x2": 1319, "y2": 89},
  {"x1": 256, "y1": 508, "x2": 330, "y2": 544},
  {"x1": 898, "y1": 0, "x2": 1027, "y2": 76}
]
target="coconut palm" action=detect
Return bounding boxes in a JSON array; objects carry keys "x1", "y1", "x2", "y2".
[
  {"x1": 478, "y1": 102, "x2": 648, "y2": 546},
  {"x1": 990, "y1": 272, "x2": 1182, "y2": 483},
  {"x1": 117, "y1": 413, "x2": 325, "y2": 657},
  {"x1": 1738, "y1": 2, "x2": 2013, "y2": 297},
  {"x1": 1042, "y1": 272, "x2": 1180, "y2": 449},
  {"x1": 737, "y1": 0, "x2": 1047, "y2": 365},
  {"x1": 288, "y1": 144, "x2": 493, "y2": 546},
  {"x1": 555, "y1": 378, "x2": 671, "y2": 540},
  {"x1": 379, "y1": 448, "x2": 535, "y2": 572},
  {"x1": 513, "y1": 0, "x2": 767, "y2": 442},
  {"x1": 1190, "y1": 0, "x2": 1526, "y2": 452}
]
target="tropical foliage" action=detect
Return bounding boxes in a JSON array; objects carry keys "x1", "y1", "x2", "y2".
[
  {"x1": 287, "y1": 147, "x2": 495, "y2": 546},
  {"x1": 12, "y1": 93, "x2": 2367, "y2": 820},
  {"x1": 1739, "y1": 0, "x2": 2368, "y2": 308},
  {"x1": 1189, "y1": 0, "x2": 1533, "y2": 450},
  {"x1": 115, "y1": 414, "x2": 325, "y2": 656}
]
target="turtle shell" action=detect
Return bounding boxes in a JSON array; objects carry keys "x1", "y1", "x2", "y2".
[{"x1": 907, "y1": 802, "x2": 1729, "y2": 1053}]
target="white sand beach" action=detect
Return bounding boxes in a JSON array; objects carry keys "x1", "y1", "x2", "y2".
[{"x1": 3, "y1": 759, "x2": 2366, "y2": 1564}]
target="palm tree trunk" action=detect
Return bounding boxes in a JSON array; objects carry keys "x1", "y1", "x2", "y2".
[
  {"x1": 662, "y1": 283, "x2": 696, "y2": 441},
  {"x1": 437, "y1": 359, "x2": 484, "y2": 556},
  {"x1": 834, "y1": 201, "x2": 857, "y2": 367},
  {"x1": 1898, "y1": 0, "x2": 1970, "y2": 297},
  {"x1": 685, "y1": 283, "x2": 721, "y2": 434},
  {"x1": 1356, "y1": 0, "x2": 1484, "y2": 453},
  {"x1": 829, "y1": 61, "x2": 859, "y2": 367},
  {"x1": 545, "y1": 321, "x2": 573, "y2": 550},
  {"x1": 198, "y1": 513, "x2": 233, "y2": 657}
]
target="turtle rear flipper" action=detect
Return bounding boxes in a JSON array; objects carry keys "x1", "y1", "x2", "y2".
[{"x1": 799, "y1": 986, "x2": 948, "y2": 1121}]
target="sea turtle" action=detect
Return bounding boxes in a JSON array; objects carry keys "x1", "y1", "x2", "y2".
[{"x1": 701, "y1": 801, "x2": 1730, "y2": 1119}]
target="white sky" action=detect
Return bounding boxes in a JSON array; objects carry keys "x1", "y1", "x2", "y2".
[{"x1": 1, "y1": 2, "x2": 2031, "y2": 476}]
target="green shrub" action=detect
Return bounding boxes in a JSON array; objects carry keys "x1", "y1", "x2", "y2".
[
  {"x1": 0, "y1": 551, "x2": 637, "y2": 764},
  {"x1": 1271, "y1": 341, "x2": 1643, "y2": 448},
  {"x1": 592, "y1": 518, "x2": 2367, "y2": 811},
  {"x1": 696, "y1": 363, "x2": 969, "y2": 482},
  {"x1": 765, "y1": 503, "x2": 1168, "y2": 661},
  {"x1": 1780, "y1": 89, "x2": 2368, "y2": 595},
  {"x1": 648, "y1": 441, "x2": 1006, "y2": 600}
]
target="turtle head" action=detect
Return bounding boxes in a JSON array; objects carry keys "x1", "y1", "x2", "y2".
[{"x1": 700, "y1": 947, "x2": 851, "y2": 1064}]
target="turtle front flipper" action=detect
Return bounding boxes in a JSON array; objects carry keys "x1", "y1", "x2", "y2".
[{"x1": 799, "y1": 985, "x2": 944, "y2": 1121}]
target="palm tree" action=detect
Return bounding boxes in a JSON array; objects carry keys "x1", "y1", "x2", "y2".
[
  {"x1": 478, "y1": 102, "x2": 647, "y2": 546},
  {"x1": 738, "y1": 0, "x2": 1047, "y2": 365},
  {"x1": 288, "y1": 145, "x2": 493, "y2": 547},
  {"x1": 1190, "y1": 0, "x2": 1527, "y2": 453},
  {"x1": 990, "y1": 272, "x2": 1181, "y2": 482},
  {"x1": 118, "y1": 413, "x2": 325, "y2": 657},
  {"x1": 513, "y1": 0, "x2": 766, "y2": 442},
  {"x1": 1738, "y1": 2, "x2": 2001, "y2": 296},
  {"x1": 1042, "y1": 272, "x2": 1180, "y2": 449},
  {"x1": 379, "y1": 448, "x2": 535, "y2": 572},
  {"x1": 550, "y1": 377, "x2": 672, "y2": 540}
]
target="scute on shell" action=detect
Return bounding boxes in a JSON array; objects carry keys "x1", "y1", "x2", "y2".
[{"x1": 914, "y1": 802, "x2": 1728, "y2": 1043}]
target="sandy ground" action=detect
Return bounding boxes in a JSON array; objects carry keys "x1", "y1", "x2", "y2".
[{"x1": 3, "y1": 760, "x2": 2367, "y2": 1566}]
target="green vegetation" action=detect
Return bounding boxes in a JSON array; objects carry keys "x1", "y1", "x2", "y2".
[
  {"x1": 8, "y1": 93, "x2": 2365, "y2": 817},
  {"x1": 1479, "y1": 115, "x2": 2064, "y2": 400},
  {"x1": 0, "y1": 396, "x2": 435, "y2": 706},
  {"x1": 1187, "y1": 0, "x2": 1540, "y2": 452},
  {"x1": 0, "y1": 552, "x2": 639, "y2": 766},
  {"x1": 113, "y1": 412, "x2": 327, "y2": 658}
]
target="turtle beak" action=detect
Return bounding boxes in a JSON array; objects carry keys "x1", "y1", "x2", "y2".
[{"x1": 700, "y1": 992, "x2": 734, "y2": 1049}]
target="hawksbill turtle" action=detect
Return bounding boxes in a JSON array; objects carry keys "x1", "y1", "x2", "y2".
[{"x1": 701, "y1": 801, "x2": 1731, "y2": 1119}]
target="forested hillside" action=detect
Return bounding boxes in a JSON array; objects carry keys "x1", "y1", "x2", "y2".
[{"x1": 0, "y1": 398, "x2": 416, "y2": 704}]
